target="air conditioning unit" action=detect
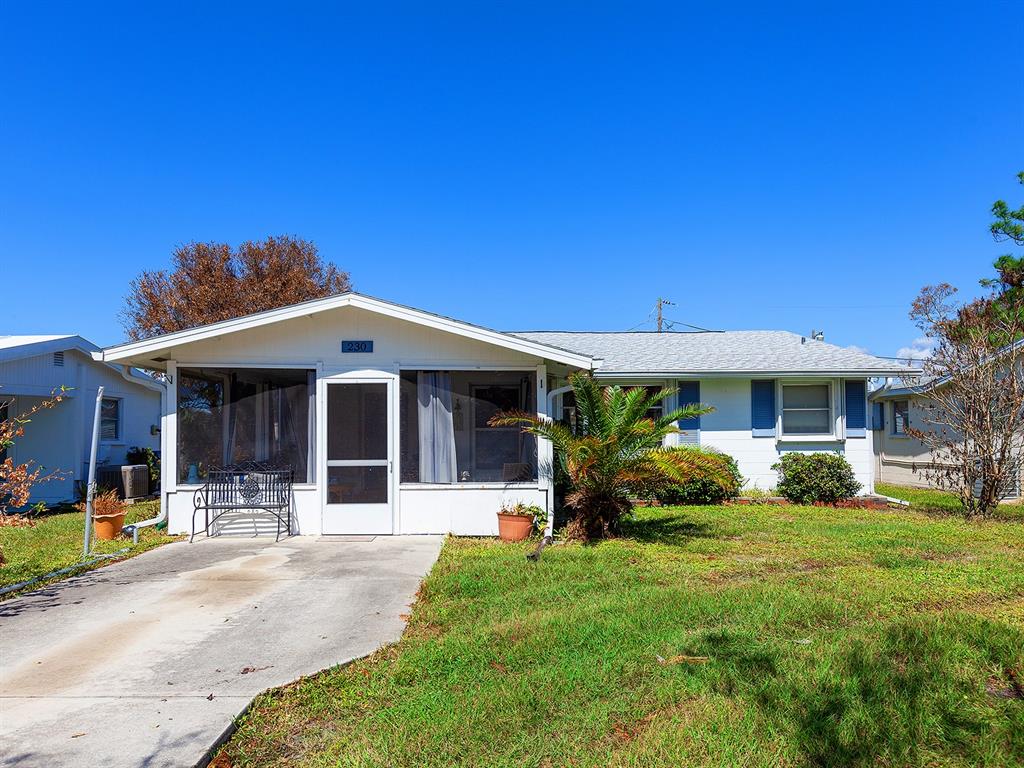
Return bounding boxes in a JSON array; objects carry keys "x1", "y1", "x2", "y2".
[
  {"x1": 97, "y1": 465, "x2": 123, "y2": 495},
  {"x1": 121, "y1": 464, "x2": 150, "y2": 500}
]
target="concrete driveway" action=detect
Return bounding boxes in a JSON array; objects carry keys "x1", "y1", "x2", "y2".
[{"x1": 0, "y1": 535, "x2": 443, "y2": 768}]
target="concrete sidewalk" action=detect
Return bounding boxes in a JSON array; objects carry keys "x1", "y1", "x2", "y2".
[{"x1": 0, "y1": 535, "x2": 443, "y2": 768}]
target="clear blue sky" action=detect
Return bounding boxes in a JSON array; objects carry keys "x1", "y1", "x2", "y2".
[{"x1": 2, "y1": 2, "x2": 1021, "y2": 359}]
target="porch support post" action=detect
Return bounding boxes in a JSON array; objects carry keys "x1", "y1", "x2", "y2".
[
  {"x1": 535, "y1": 364, "x2": 552, "y2": 515},
  {"x1": 165, "y1": 361, "x2": 177, "y2": 497}
]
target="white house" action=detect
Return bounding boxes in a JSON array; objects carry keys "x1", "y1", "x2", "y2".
[
  {"x1": 1, "y1": 335, "x2": 164, "y2": 507},
  {"x1": 97, "y1": 293, "x2": 918, "y2": 536}
]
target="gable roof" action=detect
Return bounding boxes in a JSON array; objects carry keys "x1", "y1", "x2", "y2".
[
  {"x1": 869, "y1": 337, "x2": 1024, "y2": 400},
  {"x1": 0, "y1": 334, "x2": 100, "y2": 364},
  {"x1": 511, "y1": 330, "x2": 920, "y2": 376},
  {"x1": 0, "y1": 334, "x2": 164, "y2": 392},
  {"x1": 100, "y1": 292, "x2": 600, "y2": 370}
]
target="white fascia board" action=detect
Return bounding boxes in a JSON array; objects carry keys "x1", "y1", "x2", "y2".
[{"x1": 100, "y1": 293, "x2": 597, "y2": 370}]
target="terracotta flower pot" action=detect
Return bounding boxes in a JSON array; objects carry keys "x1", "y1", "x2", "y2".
[
  {"x1": 496, "y1": 512, "x2": 534, "y2": 542},
  {"x1": 93, "y1": 512, "x2": 127, "y2": 541}
]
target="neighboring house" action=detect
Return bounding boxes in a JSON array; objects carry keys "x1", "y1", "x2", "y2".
[
  {"x1": 0, "y1": 335, "x2": 163, "y2": 507},
  {"x1": 869, "y1": 380, "x2": 934, "y2": 489},
  {"x1": 97, "y1": 293, "x2": 917, "y2": 536},
  {"x1": 870, "y1": 378, "x2": 1023, "y2": 498}
]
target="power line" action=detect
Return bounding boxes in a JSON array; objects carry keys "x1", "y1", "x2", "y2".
[
  {"x1": 663, "y1": 318, "x2": 722, "y2": 333},
  {"x1": 625, "y1": 306, "x2": 657, "y2": 331}
]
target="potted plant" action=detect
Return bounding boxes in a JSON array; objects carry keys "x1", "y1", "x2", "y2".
[
  {"x1": 496, "y1": 502, "x2": 541, "y2": 542},
  {"x1": 78, "y1": 489, "x2": 127, "y2": 540}
]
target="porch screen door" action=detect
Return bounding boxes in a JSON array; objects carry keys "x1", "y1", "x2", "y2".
[{"x1": 323, "y1": 381, "x2": 393, "y2": 534}]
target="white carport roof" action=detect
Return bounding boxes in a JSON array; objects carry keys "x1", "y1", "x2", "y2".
[{"x1": 99, "y1": 292, "x2": 601, "y2": 370}]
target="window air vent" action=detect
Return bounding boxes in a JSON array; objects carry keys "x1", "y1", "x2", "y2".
[{"x1": 53, "y1": 351, "x2": 65, "y2": 367}]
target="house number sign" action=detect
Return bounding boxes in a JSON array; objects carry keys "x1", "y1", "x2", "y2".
[{"x1": 341, "y1": 340, "x2": 374, "y2": 353}]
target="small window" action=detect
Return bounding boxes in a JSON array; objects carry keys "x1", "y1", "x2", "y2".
[
  {"x1": 100, "y1": 398, "x2": 121, "y2": 441},
  {"x1": 53, "y1": 351, "x2": 64, "y2": 367},
  {"x1": 781, "y1": 384, "x2": 832, "y2": 435},
  {"x1": 892, "y1": 400, "x2": 909, "y2": 435},
  {"x1": 624, "y1": 385, "x2": 664, "y2": 421}
]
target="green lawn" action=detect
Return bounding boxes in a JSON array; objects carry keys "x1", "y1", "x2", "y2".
[
  {"x1": 875, "y1": 482, "x2": 966, "y2": 514},
  {"x1": 876, "y1": 482, "x2": 1024, "y2": 519},
  {"x1": 0, "y1": 500, "x2": 177, "y2": 594},
  {"x1": 220, "y1": 504, "x2": 1024, "y2": 768}
]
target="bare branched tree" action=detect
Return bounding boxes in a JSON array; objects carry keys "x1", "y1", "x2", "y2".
[{"x1": 907, "y1": 284, "x2": 1024, "y2": 517}]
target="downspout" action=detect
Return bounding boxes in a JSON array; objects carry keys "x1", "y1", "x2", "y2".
[{"x1": 116, "y1": 365, "x2": 167, "y2": 543}]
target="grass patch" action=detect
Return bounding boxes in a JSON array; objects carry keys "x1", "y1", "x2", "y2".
[
  {"x1": 876, "y1": 482, "x2": 965, "y2": 514},
  {"x1": 877, "y1": 482, "x2": 1024, "y2": 520},
  {"x1": 220, "y1": 504, "x2": 1024, "y2": 768},
  {"x1": 0, "y1": 500, "x2": 177, "y2": 595}
]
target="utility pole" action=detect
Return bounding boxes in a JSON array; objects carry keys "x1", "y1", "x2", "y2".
[{"x1": 656, "y1": 298, "x2": 674, "y2": 332}]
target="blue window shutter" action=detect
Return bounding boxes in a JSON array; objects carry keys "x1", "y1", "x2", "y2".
[
  {"x1": 751, "y1": 380, "x2": 776, "y2": 437},
  {"x1": 677, "y1": 381, "x2": 700, "y2": 445},
  {"x1": 871, "y1": 401, "x2": 885, "y2": 431},
  {"x1": 845, "y1": 380, "x2": 867, "y2": 437}
]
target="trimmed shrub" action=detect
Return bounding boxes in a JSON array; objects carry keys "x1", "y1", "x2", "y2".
[
  {"x1": 772, "y1": 452, "x2": 860, "y2": 504},
  {"x1": 654, "y1": 447, "x2": 743, "y2": 505}
]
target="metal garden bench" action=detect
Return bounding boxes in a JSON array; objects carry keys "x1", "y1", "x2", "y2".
[{"x1": 191, "y1": 462, "x2": 294, "y2": 542}]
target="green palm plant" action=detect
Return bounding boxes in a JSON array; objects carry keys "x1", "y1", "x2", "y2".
[{"x1": 490, "y1": 371, "x2": 731, "y2": 541}]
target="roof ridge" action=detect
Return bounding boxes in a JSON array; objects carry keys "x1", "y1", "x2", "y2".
[{"x1": 511, "y1": 329, "x2": 788, "y2": 335}]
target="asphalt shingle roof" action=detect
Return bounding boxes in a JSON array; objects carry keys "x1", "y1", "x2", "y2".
[{"x1": 510, "y1": 331, "x2": 916, "y2": 375}]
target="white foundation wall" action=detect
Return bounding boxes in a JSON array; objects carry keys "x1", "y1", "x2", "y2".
[
  {"x1": 398, "y1": 486, "x2": 548, "y2": 535},
  {"x1": 166, "y1": 485, "x2": 322, "y2": 536},
  {"x1": 166, "y1": 485, "x2": 547, "y2": 536},
  {"x1": 693, "y1": 378, "x2": 875, "y2": 494}
]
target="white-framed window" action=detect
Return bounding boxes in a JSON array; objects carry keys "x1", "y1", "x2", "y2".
[
  {"x1": 781, "y1": 383, "x2": 832, "y2": 436},
  {"x1": 620, "y1": 385, "x2": 664, "y2": 421},
  {"x1": 892, "y1": 399, "x2": 910, "y2": 435},
  {"x1": 100, "y1": 397, "x2": 121, "y2": 441}
]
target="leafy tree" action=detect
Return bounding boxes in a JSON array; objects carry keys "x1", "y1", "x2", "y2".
[
  {"x1": 121, "y1": 235, "x2": 351, "y2": 340},
  {"x1": 985, "y1": 171, "x2": 1024, "y2": 312},
  {"x1": 990, "y1": 171, "x2": 1024, "y2": 247},
  {"x1": 491, "y1": 372, "x2": 732, "y2": 541}
]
